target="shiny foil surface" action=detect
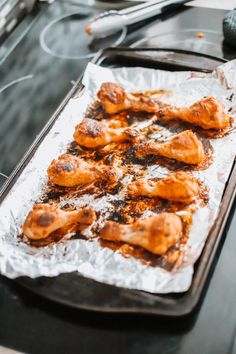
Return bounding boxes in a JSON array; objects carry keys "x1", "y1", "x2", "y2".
[{"x1": 0, "y1": 61, "x2": 236, "y2": 293}]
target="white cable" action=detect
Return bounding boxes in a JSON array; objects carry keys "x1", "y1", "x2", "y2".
[{"x1": 0, "y1": 74, "x2": 34, "y2": 93}]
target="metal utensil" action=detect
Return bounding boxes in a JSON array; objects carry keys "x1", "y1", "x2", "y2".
[{"x1": 85, "y1": 0, "x2": 189, "y2": 37}]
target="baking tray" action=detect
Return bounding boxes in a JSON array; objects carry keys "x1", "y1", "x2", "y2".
[{"x1": 0, "y1": 47, "x2": 235, "y2": 317}]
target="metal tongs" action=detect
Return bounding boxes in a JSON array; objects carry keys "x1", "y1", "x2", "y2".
[{"x1": 85, "y1": 0, "x2": 189, "y2": 37}]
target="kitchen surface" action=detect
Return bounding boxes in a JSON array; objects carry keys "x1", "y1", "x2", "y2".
[{"x1": 0, "y1": 1, "x2": 236, "y2": 353}]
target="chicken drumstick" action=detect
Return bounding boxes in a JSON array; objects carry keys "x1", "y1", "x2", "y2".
[
  {"x1": 136, "y1": 130, "x2": 204, "y2": 165},
  {"x1": 160, "y1": 96, "x2": 230, "y2": 130},
  {"x1": 48, "y1": 154, "x2": 119, "y2": 187},
  {"x1": 23, "y1": 203, "x2": 96, "y2": 240},
  {"x1": 128, "y1": 171, "x2": 199, "y2": 203},
  {"x1": 100, "y1": 212, "x2": 183, "y2": 255},
  {"x1": 97, "y1": 82, "x2": 158, "y2": 115},
  {"x1": 98, "y1": 83, "x2": 230, "y2": 130},
  {"x1": 74, "y1": 118, "x2": 134, "y2": 148}
]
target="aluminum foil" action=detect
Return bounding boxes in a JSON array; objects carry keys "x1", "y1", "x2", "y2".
[{"x1": 0, "y1": 61, "x2": 236, "y2": 294}]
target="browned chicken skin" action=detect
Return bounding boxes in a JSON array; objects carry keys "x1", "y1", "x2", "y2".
[
  {"x1": 136, "y1": 130, "x2": 204, "y2": 165},
  {"x1": 97, "y1": 82, "x2": 158, "y2": 115},
  {"x1": 128, "y1": 171, "x2": 199, "y2": 203},
  {"x1": 160, "y1": 96, "x2": 230, "y2": 130},
  {"x1": 99, "y1": 213, "x2": 183, "y2": 255},
  {"x1": 98, "y1": 83, "x2": 230, "y2": 130},
  {"x1": 48, "y1": 154, "x2": 119, "y2": 187},
  {"x1": 74, "y1": 118, "x2": 135, "y2": 148},
  {"x1": 23, "y1": 204, "x2": 96, "y2": 240}
]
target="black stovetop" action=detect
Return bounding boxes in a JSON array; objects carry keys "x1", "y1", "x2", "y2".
[
  {"x1": 0, "y1": 0, "x2": 126, "y2": 179},
  {"x1": 0, "y1": 3, "x2": 236, "y2": 354}
]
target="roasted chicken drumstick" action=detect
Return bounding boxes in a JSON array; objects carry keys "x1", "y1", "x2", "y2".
[
  {"x1": 136, "y1": 130, "x2": 204, "y2": 165},
  {"x1": 98, "y1": 82, "x2": 158, "y2": 115},
  {"x1": 23, "y1": 204, "x2": 96, "y2": 240},
  {"x1": 74, "y1": 118, "x2": 134, "y2": 148},
  {"x1": 98, "y1": 83, "x2": 230, "y2": 130},
  {"x1": 128, "y1": 171, "x2": 199, "y2": 203},
  {"x1": 48, "y1": 154, "x2": 119, "y2": 187},
  {"x1": 100, "y1": 212, "x2": 183, "y2": 255},
  {"x1": 160, "y1": 96, "x2": 230, "y2": 130}
]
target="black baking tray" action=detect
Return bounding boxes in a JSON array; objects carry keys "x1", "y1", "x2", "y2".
[{"x1": 0, "y1": 47, "x2": 235, "y2": 317}]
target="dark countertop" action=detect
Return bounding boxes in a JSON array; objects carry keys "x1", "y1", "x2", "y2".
[{"x1": 0, "y1": 4, "x2": 236, "y2": 354}]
